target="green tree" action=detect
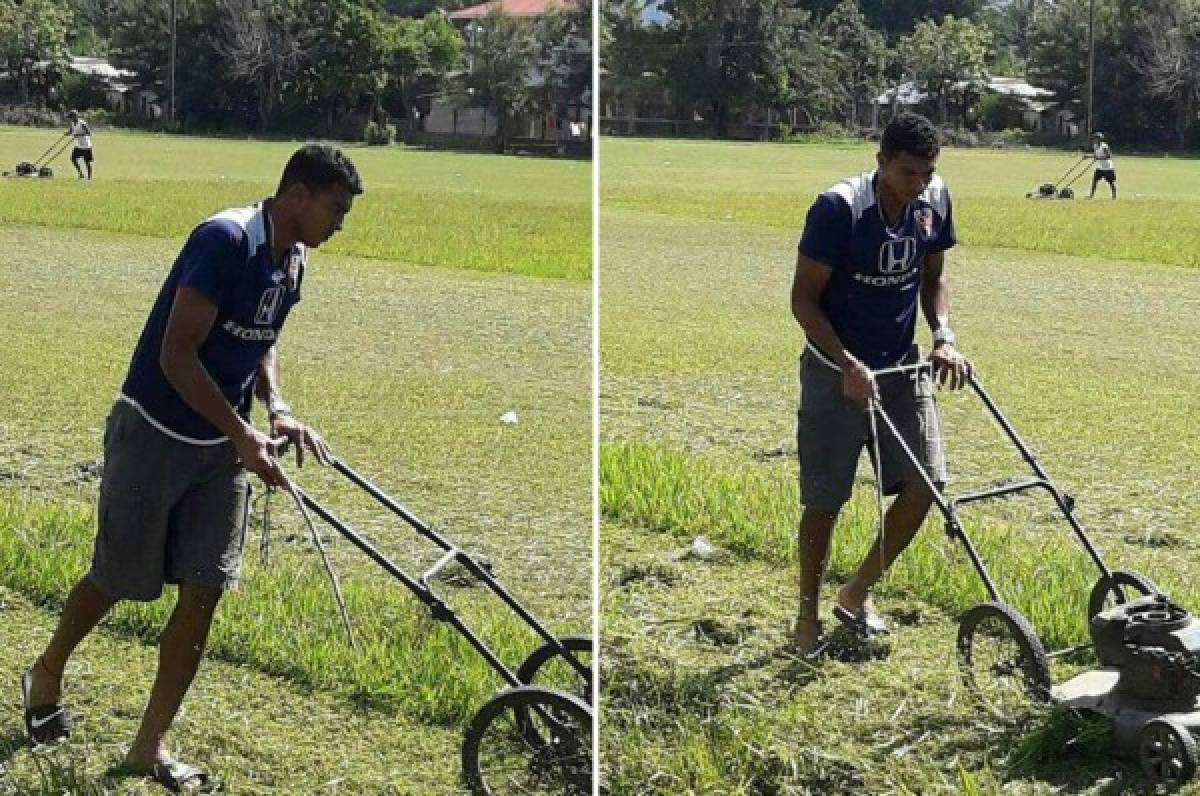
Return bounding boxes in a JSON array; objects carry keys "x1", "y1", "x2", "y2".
[
  {"x1": 898, "y1": 14, "x2": 991, "y2": 124},
  {"x1": 308, "y1": 0, "x2": 394, "y2": 128},
  {"x1": 821, "y1": 0, "x2": 889, "y2": 128},
  {"x1": 530, "y1": 1, "x2": 592, "y2": 132},
  {"x1": 213, "y1": 0, "x2": 309, "y2": 131},
  {"x1": 600, "y1": 0, "x2": 670, "y2": 132},
  {"x1": 388, "y1": 11, "x2": 464, "y2": 127},
  {"x1": 801, "y1": 0, "x2": 987, "y2": 37},
  {"x1": 659, "y1": 0, "x2": 806, "y2": 137},
  {"x1": 463, "y1": 9, "x2": 539, "y2": 152},
  {"x1": 1130, "y1": 0, "x2": 1200, "y2": 149},
  {"x1": 0, "y1": 0, "x2": 73, "y2": 104}
]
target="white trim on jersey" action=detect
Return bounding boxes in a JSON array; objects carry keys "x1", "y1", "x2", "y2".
[
  {"x1": 206, "y1": 202, "x2": 308, "y2": 271},
  {"x1": 824, "y1": 171, "x2": 950, "y2": 223},
  {"x1": 118, "y1": 394, "x2": 229, "y2": 446}
]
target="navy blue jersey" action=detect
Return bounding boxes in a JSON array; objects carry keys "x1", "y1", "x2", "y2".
[
  {"x1": 121, "y1": 200, "x2": 306, "y2": 444},
  {"x1": 798, "y1": 171, "x2": 955, "y2": 369}
]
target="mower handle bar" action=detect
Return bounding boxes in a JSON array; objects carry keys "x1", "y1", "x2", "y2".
[{"x1": 865, "y1": 369, "x2": 1114, "y2": 603}]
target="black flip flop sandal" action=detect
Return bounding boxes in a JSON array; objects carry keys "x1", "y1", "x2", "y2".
[
  {"x1": 152, "y1": 760, "x2": 212, "y2": 793},
  {"x1": 20, "y1": 664, "x2": 70, "y2": 746},
  {"x1": 832, "y1": 604, "x2": 889, "y2": 637}
]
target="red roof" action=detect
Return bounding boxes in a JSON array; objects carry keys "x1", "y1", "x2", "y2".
[{"x1": 448, "y1": 0, "x2": 577, "y2": 19}]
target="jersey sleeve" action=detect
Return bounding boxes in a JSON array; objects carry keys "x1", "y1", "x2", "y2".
[
  {"x1": 797, "y1": 193, "x2": 852, "y2": 269},
  {"x1": 929, "y1": 193, "x2": 956, "y2": 253},
  {"x1": 176, "y1": 221, "x2": 244, "y2": 308}
]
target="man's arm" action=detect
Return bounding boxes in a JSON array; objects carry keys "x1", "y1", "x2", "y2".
[
  {"x1": 919, "y1": 251, "x2": 969, "y2": 389},
  {"x1": 791, "y1": 251, "x2": 876, "y2": 404},
  {"x1": 254, "y1": 345, "x2": 332, "y2": 468},
  {"x1": 160, "y1": 286, "x2": 285, "y2": 485}
]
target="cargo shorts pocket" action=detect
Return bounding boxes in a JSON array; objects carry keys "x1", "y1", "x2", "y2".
[{"x1": 92, "y1": 489, "x2": 166, "y2": 601}]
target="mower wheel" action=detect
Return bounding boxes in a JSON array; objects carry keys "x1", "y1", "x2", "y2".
[
  {"x1": 1088, "y1": 569, "x2": 1158, "y2": 622},
  {"x1": 462, "y1": 685, "x2": 592, "y2": 796},
  {"x1": 517, "y1": 635, "x2": 593, "y2": 706},
  {"x1": 1057, "y1": 188, "x2": 1074, "y2": 199},
  {"x1": 957, "y1": 602, "x2": 1051, "y2": 716},
  {"x1": 1139, "y1": 718, "x2": 1197, "y2": 786}
]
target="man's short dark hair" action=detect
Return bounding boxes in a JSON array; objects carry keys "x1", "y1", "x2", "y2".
[
  {"x1": 277, "y1": 143, "x2": 363, "y2": 197},
  {"x1": 880, "y1": 113, "x2": 940, "y2": 160}
]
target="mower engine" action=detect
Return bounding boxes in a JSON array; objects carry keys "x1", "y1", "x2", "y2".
[{"x1": 1091, "y1": 594, "x2": 1200, "y2": 702}]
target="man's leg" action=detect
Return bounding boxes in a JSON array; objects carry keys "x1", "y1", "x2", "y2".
[
  {"x1": 1088, "y1": 172, "x2": 1099, "y2": 198},
  {"x1": 795, "y1": 507, "x2": 838, "y2": 652},
  {"x1": 84, "y1": 155, "x2": 92, "y2": 179},
  {"x1": 1110, "y1": 176, "x2": 1116, "y2": 199},
  {"x1": 71, "y1": 153, "x2": 84, "y2": 179},
  {"x1": 28, "y1": 575, "x2": 119, "y2": 706},
  {"x1": 123, "y1": 583, "x2": 222, "y2": 770},
  {"x1": 838, "y1": 480, "x2": 933, "y2": 613}
]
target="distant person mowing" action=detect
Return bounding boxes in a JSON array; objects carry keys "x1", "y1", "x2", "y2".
[
  {"x1": 66, "y1": 110, "x2": 94, "y2": 179},
  {"x1": 789, "y1": 113, "x2": 971, "y2": 656},
  {"x1": 20, "y1": 143, "x2": 361, "y2": 791},
  {"x1": 1088, "y1": 132, "x2": 1116, "y2": 199}
]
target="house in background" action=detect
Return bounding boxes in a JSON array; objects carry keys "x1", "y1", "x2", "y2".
[
  {"x1": 872, "y1": 76, "x2": 1065, "y2": 137},
  {"x1": 421, "y1": 0, "x2": 589, "y2": 153}
]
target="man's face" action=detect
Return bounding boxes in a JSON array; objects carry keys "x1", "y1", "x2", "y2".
[
  {"x1": 298, "y1": 183, "x2": 355, "y2": 248},
  {"x1": 876, "y1": 151, "x2": 938, "y2": 204}
]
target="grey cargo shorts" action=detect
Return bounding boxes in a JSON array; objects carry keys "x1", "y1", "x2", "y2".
[
  {"x1": 796, "y1": 346, "x2": 947, "y2": 512},
  {"x1": 89, "y1": 399, "x2": 251, "y2": 601}
]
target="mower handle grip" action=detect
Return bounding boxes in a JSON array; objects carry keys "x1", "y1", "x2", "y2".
[{"x1": 270, "y1": 436, "x2": 292, "y2": 457}]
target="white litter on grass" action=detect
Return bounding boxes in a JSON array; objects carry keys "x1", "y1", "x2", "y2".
[
  {"x1": 500, "y1": 410, "x2": 519, "y2": 426},
  {"x1": 690, "y1": 536, "x2": 715, "y2": 560}
]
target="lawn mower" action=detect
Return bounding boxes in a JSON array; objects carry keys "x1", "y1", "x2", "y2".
[
  {"x1": 2, "y1": 130, "x2": 71, "y2": 179},
  {"x1": 270, "y1": 445, "x2": 593, "y2": 795},
  {"x1": 866, "y1": 363, "x2": 1199, "y2": 787},
  {"x1": 1025, "y1": 154, "x2": 1091, "y2": 200}
]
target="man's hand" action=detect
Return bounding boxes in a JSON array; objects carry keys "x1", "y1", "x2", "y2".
[
  {"x1": 233, "y1": 424, "x2": 287, "y2": 487},
  {"x1": 270, "y1": 414, "x2": 333, "y2": 468},
  {"x1": 840, "y1": 355, "x2": 878, "y2": 406},
  {"x1": 929, "y1": 344, "x2": 971, "y2": 390}
]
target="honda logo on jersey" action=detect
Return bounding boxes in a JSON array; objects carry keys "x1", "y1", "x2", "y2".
[
  {"x1": 879, "y1": 237, "x2": 915, "y2": 273},
  {"x1": 255, "y1": 286, "x2": 284, "y2": 325}
]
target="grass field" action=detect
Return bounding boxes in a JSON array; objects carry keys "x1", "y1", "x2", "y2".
[
  {"x1": 0, "y1": 129, "x2": 590, "y2": 793},
  {"x1": 600, "y1": 138, "x2": 1200, "y2": 794},
  {"x1": 0, "y1": 125, "x2": 591, "y2": 280}
]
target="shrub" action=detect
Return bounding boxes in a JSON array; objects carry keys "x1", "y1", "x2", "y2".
[{"x1": 363, "y1": 120, "x2": 396, "y2": 146}]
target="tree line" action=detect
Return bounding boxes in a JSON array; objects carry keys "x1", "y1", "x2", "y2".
[
  {"x1": 601, "y1": 0, "x2": 1200, "y2": 149},
  {"x1": 0, "y1": 0, "x2": 591, "y2": 141}
]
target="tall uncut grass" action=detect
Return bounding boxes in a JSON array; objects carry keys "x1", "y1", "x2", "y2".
[
  {"x1": 0, "y1": 496, "x2": 545, "y2": 725},
  {"x1": 601, "y1": 441, "x2": 1198, "y2": 652}
]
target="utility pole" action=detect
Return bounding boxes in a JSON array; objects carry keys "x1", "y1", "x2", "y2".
[
  {"x1": 1085, "y1": 0, "x2": 1094, "y2": 138},
  {"x1": 168, "y1": 0, "x2": 177, "y2": 126}
]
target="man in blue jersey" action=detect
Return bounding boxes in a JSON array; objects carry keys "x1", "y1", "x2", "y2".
[
  {"x1": 21, "y1": 143, "x2": 362, "y2": 789},
  {"x1": 789, "y1": 113, "x2": 970, "y2": 655}
]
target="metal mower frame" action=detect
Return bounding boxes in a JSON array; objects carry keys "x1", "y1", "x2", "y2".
[
  {"x1": 865, "y1": 362, "x2": 1157, "y2": 707},
  {"x1": 275, "y1": 452, "x2": 593, "y2": 796},
  {"x1": 3, "y1": 131, "x2": 71, "y2": 179}
]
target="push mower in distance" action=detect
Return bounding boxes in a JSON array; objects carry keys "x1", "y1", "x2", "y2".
[
  {"x1": 3, "y1": 130, "x2": 71, "y2": 179},
  {"x1": 868, "y1": 363, "x2": 1199, "y2": 787},
  {"x1": 1025, "y1": 153, "x2": 1091, "y2": 200}
]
